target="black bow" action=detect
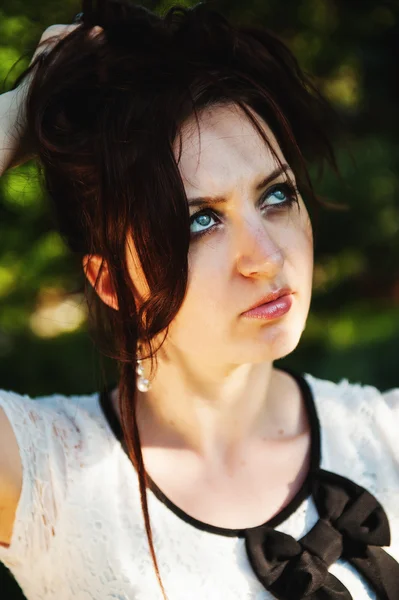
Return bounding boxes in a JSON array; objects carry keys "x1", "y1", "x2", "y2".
[{"x1": 245, "y1": 469, "x2": 399, "y2": 599}]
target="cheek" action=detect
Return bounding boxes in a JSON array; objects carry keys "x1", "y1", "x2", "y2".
[
  {"x1": 304, "y1": 207, "x2": 314, "y2": 246},
  {"x1": 187, "y1": 240, "x2": 225, "y2": 292},
  {"x1": 289, "y1": 227, "x2": 313, "y2": 271},
  {"x1": 270, "y1": 204, "x2": 313, "y2": 262},
  {"x1": 290, "y1": 204, "x2": 313, "y2": 260},
  {"x1": 166, "y1": 250, "x2": 226, "y2": 341},
  {"x1": 293, "y1": 216, "x2": 314, "y2": 298},
  {"x1": 187, "y1": 262, "x2": 224, "y2": 313}
]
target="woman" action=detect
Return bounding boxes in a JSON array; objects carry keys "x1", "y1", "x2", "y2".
[{"x1": 0, "y1": 2, "x2": 398, "y2": 599}]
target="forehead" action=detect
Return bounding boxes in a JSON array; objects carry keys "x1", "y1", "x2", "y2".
[{"x1": 174, "y1": 104, "x2": 286, "y2": 195}]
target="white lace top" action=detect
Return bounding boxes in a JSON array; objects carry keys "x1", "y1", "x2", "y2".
[{"x1": 0, "y1": 368, "x2": 398, "y2": 600}]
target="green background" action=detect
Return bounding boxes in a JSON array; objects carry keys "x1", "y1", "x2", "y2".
[{"x1": 0, "y1": 0, "x2": 398, "y2": 596}]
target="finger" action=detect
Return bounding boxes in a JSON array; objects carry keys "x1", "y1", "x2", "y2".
[
  {"x1": 89, "y1": 25, "x2": 104, "y2": 39},
  {"x1": 39, "y1": 24, "x2": 80, "y2": 43}
]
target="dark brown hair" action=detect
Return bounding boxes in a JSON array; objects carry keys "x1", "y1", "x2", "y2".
[{"x1": 11, "y1": 1, "x2": 341, "y2": 597}]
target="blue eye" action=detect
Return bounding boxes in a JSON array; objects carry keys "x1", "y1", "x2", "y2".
[
  {"x1": 189, "y1": 182, "x2": 298, "y2": 238},
  {"x1": 190, "y1": 212, "x2": 218, "y2": 236},
  {"x1": 269, "y1": 188, "x2": 287, "y2": 202}
]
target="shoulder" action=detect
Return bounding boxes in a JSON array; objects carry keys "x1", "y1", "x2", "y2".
[
  {"x1": 302, "y1": 371, "x2": 399, "y2": 488},
  {"x1": 0, "y1": 387, "x2": 115, "y2": 473},
  {"x1": 0, "y1": 386, "x2": 102, "y2": 431},
  {"x1": 0, "y1": 387, "x2": 114, "y2": 559},
  {"x1": 303, "y1": 371, "x2": 399, "y2": 423}
]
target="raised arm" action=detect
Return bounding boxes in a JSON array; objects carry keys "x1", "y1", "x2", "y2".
[
  {"x1": 0, "y1": 22, "x2": 86, "y2": 548},
  {"x1": 0, "y1": 23, "x2": 84, "y2": 177}
]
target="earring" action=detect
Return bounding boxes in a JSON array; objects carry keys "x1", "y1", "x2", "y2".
[{"x1": 136, "y1": 344, "x2": 151, "y2": 392}]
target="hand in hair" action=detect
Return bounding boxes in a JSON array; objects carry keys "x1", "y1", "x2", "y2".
[
  {"x1": 19, "y1": 22, "x2": 103, "y2": 102},
  {"x1": 29, "y1": 22, "x2": 104, "y2": 66},
  {"x1": 29, "y1": 24, "x2": 81, "y2": 67},
  {"x1": 0, "y1": 22, "x2": 103, "y2": 173}
]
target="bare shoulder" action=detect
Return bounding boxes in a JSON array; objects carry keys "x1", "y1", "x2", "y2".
[{"x1": 0, "y1": 406, "x2": 23, "y2": 547}]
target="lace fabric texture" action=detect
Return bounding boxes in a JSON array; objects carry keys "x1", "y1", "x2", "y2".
[{"x1": 0, "y1": 373, "x2": 398, "y2": 600}]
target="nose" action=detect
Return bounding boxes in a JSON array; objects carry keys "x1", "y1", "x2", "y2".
[{"x1": 235, "y1": 215, "x2": 284, "y2": 279}]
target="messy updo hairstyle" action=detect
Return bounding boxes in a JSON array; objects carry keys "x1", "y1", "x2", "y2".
[{"x1": 11, "y1": 1, "x2": 341, "y2": 597}]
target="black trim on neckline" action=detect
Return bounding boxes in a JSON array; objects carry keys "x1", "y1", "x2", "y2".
[{"x1": 98, "y1": 366, "x2": 321, "y2": 538}]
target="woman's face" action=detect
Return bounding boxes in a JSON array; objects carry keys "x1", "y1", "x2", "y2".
[{"x1": 128, "y1": 103, "x2": 314, "y2": 367}]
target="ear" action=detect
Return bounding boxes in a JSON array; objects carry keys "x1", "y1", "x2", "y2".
[{"x1": 82, "y1": 254, "x2": 119, "y2": 311}]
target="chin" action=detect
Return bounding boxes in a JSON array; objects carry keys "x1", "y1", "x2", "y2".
[
  {"x1": 268, "y1": 323, "x2": 304, "y2": 360},
  {"x1": 236, "y1": 319, "x2": 305, "y2": 363}
]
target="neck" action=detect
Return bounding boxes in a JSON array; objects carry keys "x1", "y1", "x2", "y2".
[{"x1": 117, "y1": 352, "x2": 305, "y2": 471}]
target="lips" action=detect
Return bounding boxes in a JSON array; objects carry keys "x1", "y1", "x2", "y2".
[{"x1": 242, "y1": 288, "x2": 293, "y2": 314}]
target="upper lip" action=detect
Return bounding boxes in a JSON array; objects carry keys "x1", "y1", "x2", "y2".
[{"x1": 242, "y1": 287, "x2": 293, "y2": 313}]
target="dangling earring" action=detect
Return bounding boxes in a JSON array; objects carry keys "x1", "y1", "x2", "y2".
[{"x1": 136, "y1": 343, "x2": 151, "y2": 392}]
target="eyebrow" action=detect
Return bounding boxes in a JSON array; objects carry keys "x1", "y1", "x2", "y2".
[{"x1": 187, "y1": 164, "x2": 293, "y2": 208}]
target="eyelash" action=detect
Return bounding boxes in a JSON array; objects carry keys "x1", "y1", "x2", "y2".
[{"x1": 189, "y1": 181, "x2": 299, "y2": 240}]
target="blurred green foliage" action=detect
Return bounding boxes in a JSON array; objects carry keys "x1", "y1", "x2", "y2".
[{"x1": 0, "y1": 0, "x2": 398, "y2": 596}]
